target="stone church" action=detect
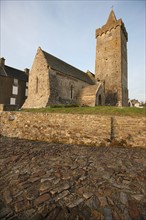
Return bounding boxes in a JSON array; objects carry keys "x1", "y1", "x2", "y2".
[{"x1": 23, "y1": 10, "x2": 128, "y2": 108}]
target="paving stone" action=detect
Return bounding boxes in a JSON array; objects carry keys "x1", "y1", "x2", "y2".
[
  {"x1": 18, "y1": 209, "x2": 35, "y2": 219},
  {"x1": 86, "y1": 195, "x2": 100, "y2": 210},
  {"x1": 54, "y1": 190, "x2": 70, "y2": 202},
  {"x1": 103, "y1": 207, "x2": 113, "y2": 220},
  {"x1": 0, "y1": 137, "x2": 146, "y2": 219},
  {"x1": 34, "y1": 193, "x2": 50, "y2": 206},
  {"x1": 0, "y1": 207, "x2": 13, "y2": 218},
  {"x1": 32, "y1": 170, "x2": 46, "y2": 178},
  {"x1": 25, "y1": 188, "x2": 39, "y2": 200},
  {"x1": 14, "y1": 200, "x2": 30, "y2": 213},
  {"x1": 30, "y1": 213, "x2": 44, "y2": 220},
  {"x1": 91, "y1": 210, "x2": 104, "y2": 220},
  {"x1": 29, "y1": 177, "x2": 40, "y2": 183},
  {"x1": 8, "y1": 216, "x2": 19, "y2": 220},
  {"x1": 0, "y1": 199, "x2": 5, "y2": 210},
  {"x1": 50, "y1": 183, "x2": 71, "y2": 195},
  {"x1": 83, "y1": 192, "x2": 93, "y2": 200},
  {"x1": 68, "y1": 197, "x2": 84, "y2": 208},
  {"x1": 79, "y1": 205, "x2": 91, "y2": 220},
  {"x1": 131, "y1": 194, "x2": 144, "y2": 201},
  {"x1": 120, "y1": 192, "x2": 128, "y2": 205},
  {"x1": 39, "y1": 181, "x2": 52, "y2": 193},
  {"x1": 128, "y1": 200, "x2": 140, "y2": 220},
  {"x1": 3, "y1": 190, "x2": 13, "y2": 204},
  {"x1": 45, "y1": 207, "x2": 65, "y2": 220}
]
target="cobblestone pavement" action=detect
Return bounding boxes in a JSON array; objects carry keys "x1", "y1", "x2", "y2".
[{"x1": 0, "y1": 137, "x2": 146, "y2": 220}]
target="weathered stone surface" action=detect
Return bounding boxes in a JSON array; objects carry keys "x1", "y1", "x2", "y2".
[
  {"x1": 1, "y1": 112, "x2": 146, "y2": 148},
  {"x1": 45, "y1": 207, "x2": 65, "y2": 220},
  {"x1": 95, "y1": 10, "x2": 128, "y2": 106},
  {"x1": 13, "y1": 200, "x2": 30, "y2": 213},
  {"x1": 0, "y1": 207, "x2": 13, "y2": 218},
  {"x1": 3, "y1": 191, "x2": 13, "y2": 204},
  {"x1": 30, "y1": 213, "x2": 43, "y2": 220},
  {"x1": 0, "y1": 137, "x2": 146, "y2": 219},
  {"x1": 22, "y1": 47, "x2": 94, "y2": 109},
  {"x1": 83, "y1": 192, "x2": 93, "y2": 200},
  {"x1": 34, "y1": 194, "x2": 50, "y2": 206}
]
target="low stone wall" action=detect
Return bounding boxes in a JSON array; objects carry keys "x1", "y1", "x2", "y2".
[
  {"x1": 113, "y1": 117, "x2": 146, "y2": 147},
  {"x1": 0, "y1": 104, "x2": 4, "y2": 112},
  {"x1": 0, "y1": 112, "x2": 111, "y2": 146},
  {"x1": 0, "y1": 112, "x2": 145, "y2": 148}
]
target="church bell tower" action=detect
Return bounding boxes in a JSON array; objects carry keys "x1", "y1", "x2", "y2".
[{"x1": 95, "y1": 10, "x2": 128, "y2": 106}]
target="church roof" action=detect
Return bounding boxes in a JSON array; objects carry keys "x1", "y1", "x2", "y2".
[
  {"x1": 0, "y1": 65, "x2": 28, "y2": 81},
  {"x1": 41, "y1": 49, "x2": 95, "y2": 85}
]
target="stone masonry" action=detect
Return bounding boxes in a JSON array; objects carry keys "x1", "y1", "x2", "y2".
[
  {"x1": 95, "y1": 10, "x2": 128, "y2": 106},
  {"x1": 0, "y1": 112, "x2": 145, "y2": 148},
  {"x1": 0, "y1": 137, "x2": 146, "y2": 219},
  {"x1": 23, "y1": 10, "x2": 128, "y2": 108}
]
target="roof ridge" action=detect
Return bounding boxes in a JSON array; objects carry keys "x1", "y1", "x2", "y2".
[
  {"x1": 40, "y1": 48, "x2": 94, "y2": 85},
  {"x1": 42, "y1": 49, "x2": 86, "y2": 74},
  {"x1": 5, "y1": 65, "x2": 25, "y2": 73}
]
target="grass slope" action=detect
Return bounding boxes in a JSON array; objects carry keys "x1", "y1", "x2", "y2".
[{"x1": 21, "y1": 106, "x2": 146, "y2": 117}]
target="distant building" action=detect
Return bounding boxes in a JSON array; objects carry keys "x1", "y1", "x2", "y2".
[
  {"x1": 0, "y1": 57, "x2": 29, "y2": 110},
  {"x1": 129, "y1": 99, "x2": 143, "y2": 108}
]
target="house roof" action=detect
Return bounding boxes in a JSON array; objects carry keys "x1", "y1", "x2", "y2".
[
  {"x1": 42, "y1": 49, "x2": 95, "y2": 85},
  {"x1": 0, "y1": 65, "x2": 28, "y2": 81}
]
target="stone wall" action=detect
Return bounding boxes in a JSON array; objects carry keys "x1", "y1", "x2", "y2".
[
  {"x1": 48, "y1": 69, "x2": 89, "y2": 105},
  {"x1": 0, "y1": 112, "x2": 145, "y2": 148},
  {"x1": 22, "y1": 48, "x2": 50, "y2": 109},
  {"x1": 95, "y1": 12, "x2": 128, "y2": 106},
  {"x1": 113, "y1": 117, "x2": 146, "y2": 147},
  {"x1": 0, "y1": 112, "x2": 111, "y2": 146}
]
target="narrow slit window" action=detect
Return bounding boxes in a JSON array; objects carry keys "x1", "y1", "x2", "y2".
[
  {"x1": 71, "y1": 85, "x2": 73, "y2": 99},
  {"x1": 36, "y1": 77, "x2": 38, "y2": 93}
]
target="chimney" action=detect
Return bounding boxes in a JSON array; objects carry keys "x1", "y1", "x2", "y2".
[
  {"x1": 24, "y1": 68, "x2": 29, "y2": 75},
  {"x1": 0, "y1": 57, "x2": 5, "y2": 67}
]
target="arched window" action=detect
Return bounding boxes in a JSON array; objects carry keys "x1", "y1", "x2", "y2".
[
  {"x1": 71, "y1": 85, "x2": 73, "y2": 99},
  {"x1": 98, "y1": 94, "x2": 102, "y2": 105}
]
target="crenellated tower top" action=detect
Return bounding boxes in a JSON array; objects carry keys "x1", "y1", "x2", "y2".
[{"x1": 95, "y1": 10, "x2": 128, "y2": 41}]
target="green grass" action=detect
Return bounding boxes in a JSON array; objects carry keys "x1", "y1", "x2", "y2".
[{"x1": 21, "y1": 106, "x2": 146, "y2": 117}]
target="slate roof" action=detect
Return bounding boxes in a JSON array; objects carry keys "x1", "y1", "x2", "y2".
[
  {"x1": 42, "y1": 49, "x2": 95, "y2": 85},
  {"x1": 0, "y1": 65, "x2": 28, "y2": 81}
]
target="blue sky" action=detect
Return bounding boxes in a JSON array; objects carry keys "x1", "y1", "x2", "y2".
[{"x1": 0, "y1": 0, "x2": 145, "y2": 101}]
